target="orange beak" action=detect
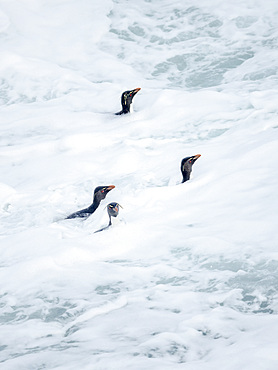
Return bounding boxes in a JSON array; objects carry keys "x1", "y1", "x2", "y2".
[
  {"x1": 106, "y1": 185, "x2": 115, "y2": 191},
  {"x1": 193, "y1": 154, "x2": 201, "y2": 160},
  {"x1": 132, "y1": 88, "x2": 141, "y2": 94}
]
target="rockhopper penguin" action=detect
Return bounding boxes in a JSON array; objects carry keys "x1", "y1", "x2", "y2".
[
  {"x1": 94, "y1": 202, "x2": 122, "y2": 233},
  {"x1": 181, "y1": 154, "x2": 201, "y2": 183},
  {"x1": 66, "y1": 185, "x2": 115, "y2": 219},
  {"x1": 115, "y1": 88, "x2": 141, "y2": 115}
]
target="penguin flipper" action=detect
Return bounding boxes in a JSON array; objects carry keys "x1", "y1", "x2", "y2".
[
  {"x1": 94, "y1": 225, "x2": 111, "y2": 233},
  {"x1": 65, "y1": 209, "x2": 90, "y2": 219}
]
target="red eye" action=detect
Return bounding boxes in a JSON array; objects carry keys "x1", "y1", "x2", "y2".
[{"x1": 101, "y1": 190, "x2": 104, "y2": 193}]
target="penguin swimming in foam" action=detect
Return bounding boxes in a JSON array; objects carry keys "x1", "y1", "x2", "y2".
[
  {"x1": 66, "y1": 185, "x2": 115, "y2": 219},
  {"x1": 115, "y1": 88, "x2": 141, "y2": 115},
  {"x1": 94, "y1": 202, "x2": 122, "y2": 233},
  {"x1": 181, "y1": 154, "x2": 201, "y2": 183}
]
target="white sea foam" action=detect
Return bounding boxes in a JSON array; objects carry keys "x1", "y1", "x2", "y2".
[{"x1": 0, "y1": 0, "x2": 278, "y2": 369}]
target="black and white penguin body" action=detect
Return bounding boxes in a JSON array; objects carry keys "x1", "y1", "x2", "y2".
[
  {"x1": 115, "y1": 88, "x2": 141, "y2": 115},
  {"x1": 181, "y1": 154, "x2": 201, "y2": 183},
  {"x1": 65, "y1": 185, "x2": 115, "y2": 220},
  {"x1": 94, "y1": 202, "x2": 122, "y2": 233}
]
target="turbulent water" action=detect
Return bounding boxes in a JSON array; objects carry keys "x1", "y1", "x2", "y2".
[{"x1": 1, "y1": 0, "x2": 278, "y2": 369}]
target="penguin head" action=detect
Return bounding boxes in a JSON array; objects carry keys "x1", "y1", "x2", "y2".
[
  {"x1": 94, "y1": 185, "x2": 115, "y2": 201},
  {"x1": 121, "y1": 88, "x2": 141, "y2": 113},
  {"x1": 107, "y1": 202, "x2": 122, "y2": 218},
  {"x1": 181, "y1": 154, "x2": 201, "y2": 183}
]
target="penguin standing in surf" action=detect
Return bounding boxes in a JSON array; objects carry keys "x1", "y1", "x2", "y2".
[
  {"x1": 115, "y1": 88, "x2": 141, "y2": 115},
  {"x1": 94, "y1": 202, "x2": 122, "y2": 233},
  {"x1": 180, "y1": 154, "x2": 201, "y2": 183},
  {"x1": 65, "y1": 185, "x2": 115, "y2": 220}
]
